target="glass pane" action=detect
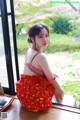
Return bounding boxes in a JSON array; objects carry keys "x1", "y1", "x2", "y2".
[
  {"x1": 6, "y1": 0, "x2": 11, "y2": 13},
  {"x1": 14, "y1": 0, "x2": 80, "y2": 108},
  {"x1": 8, "y1": 15, "x2": 17, "y2": 84},
  {"x1": 0, "y1": 9, "x2": 1, "y2": 15},
  {"x1": 0, "y1": 17, "x2": 9, "y2": 87}
]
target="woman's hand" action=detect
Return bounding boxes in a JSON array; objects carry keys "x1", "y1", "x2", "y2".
[{"x1": 53, "y1": 80, "x2": 64, "y2": 104}]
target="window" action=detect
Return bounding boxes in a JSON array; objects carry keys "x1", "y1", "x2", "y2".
[
  {"x1": 0, "y1": 0, "x2": 19, "y2": 94},
  {"x1": 0, "y1": 0, "x2": 80, "y2": 109},
  {"x1": 14, "y1": 0, "x2": 80, "y2": 109}
]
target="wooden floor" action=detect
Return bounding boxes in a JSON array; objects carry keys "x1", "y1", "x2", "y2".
[{"x1": 4, "y1": 99, "x2": 80, "y2": 120}]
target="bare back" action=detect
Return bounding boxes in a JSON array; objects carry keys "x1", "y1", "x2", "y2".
[
  {"x1": 23, "y1": 48, "x2": 42, "y2": 75},
  {"x1": 23, "y1": 47, "x2": 54, "y2": 81}
]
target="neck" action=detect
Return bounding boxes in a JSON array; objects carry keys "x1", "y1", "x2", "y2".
[{"x1": 32, "y1": 46, "x2": 41, "y2": 52}]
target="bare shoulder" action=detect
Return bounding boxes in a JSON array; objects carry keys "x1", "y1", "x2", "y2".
[
  {"x1": 38, "y1": 52, "x2": 47, "y2": 59},
  {"x1": 37, "y1": 52, "x2": 48, "y2": 64}
]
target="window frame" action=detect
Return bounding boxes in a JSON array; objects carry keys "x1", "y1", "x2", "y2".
[{"x1": 0, "y1": 0, "x2": 19, "y2": 95}]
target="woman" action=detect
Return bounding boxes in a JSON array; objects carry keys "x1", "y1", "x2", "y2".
[{"x1": 16, "y1": 23, "x2": 64, "y2": 112}]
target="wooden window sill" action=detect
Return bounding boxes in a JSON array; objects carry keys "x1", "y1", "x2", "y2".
[{"x1": 1, "y1": 96, "x2": 80, "y2": 120}]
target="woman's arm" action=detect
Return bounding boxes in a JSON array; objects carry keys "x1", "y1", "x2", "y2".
[
  {"x1": 39, "y1": 53, "x2": 64, "y2": 104},
  {"x1": 39, "y1": 53, "x2": 56, "y2": 80}
]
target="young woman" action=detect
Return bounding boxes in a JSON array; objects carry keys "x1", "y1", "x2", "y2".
[{"x1": 16, "y1": 23, "x2": 64, "y2": 112}]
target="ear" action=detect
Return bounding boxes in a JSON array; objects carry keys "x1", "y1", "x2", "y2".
[{"x1": 30, "y1": 37, "x2": 35, "y2": 43}]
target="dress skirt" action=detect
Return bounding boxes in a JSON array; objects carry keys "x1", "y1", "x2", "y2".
[{"x1": 16, "y1": 74, "x2": 55, "y2": 112}]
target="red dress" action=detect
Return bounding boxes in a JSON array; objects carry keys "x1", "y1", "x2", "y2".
[{"x1": 16, "y1": 74, "x2": 55, "y2": 112}]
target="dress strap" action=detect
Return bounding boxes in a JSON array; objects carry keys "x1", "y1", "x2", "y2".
[
  {"x1": 27, "y1": 52, "x2": 43, "y2": 76},
  {"x1": 30, "y1": 52, "x2": 40, "y2": 64}
]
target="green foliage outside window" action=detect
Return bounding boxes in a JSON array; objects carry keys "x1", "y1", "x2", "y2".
[
  {"x1": 52, "y1": 17, "x2": 73, "y2": 34},
  {"x1": 62, "y1": 80, "x2": 80, "y2": 101}
]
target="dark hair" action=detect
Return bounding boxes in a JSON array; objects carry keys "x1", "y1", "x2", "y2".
[{"x1": 27, "y1": 23, "x2": 49, "y2": 43}]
